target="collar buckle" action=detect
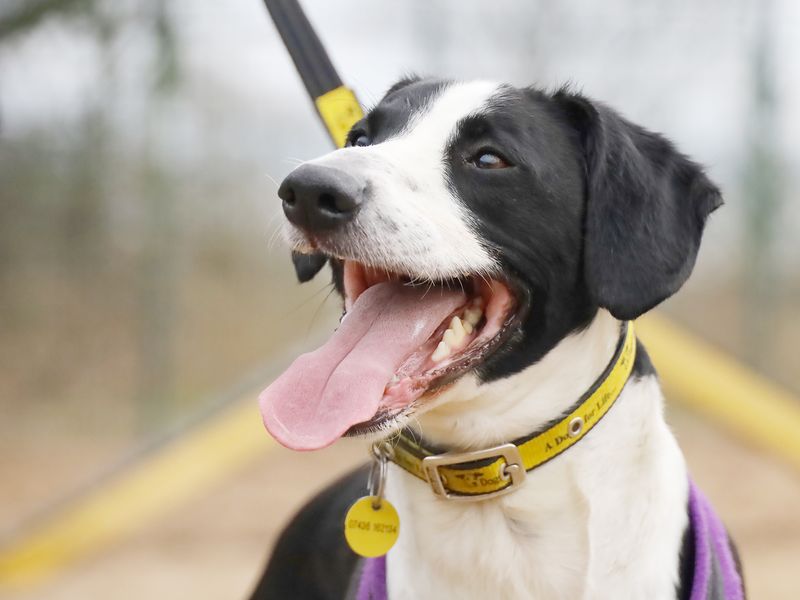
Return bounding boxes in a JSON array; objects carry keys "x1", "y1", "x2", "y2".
[{"x1": 421, "y1": 443, "x2": 526, "y2": 501}]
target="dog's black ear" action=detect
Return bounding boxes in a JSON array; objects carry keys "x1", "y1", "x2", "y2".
[
  {"x1": 555, "y1": 91, "x2": 723, "y2": 320},
  {"x1": 384, "y1": 74, "x2": 421, "y2": 97},
  {"x1": 291, "y1": 251, "x2": 327, "y2": 283}
]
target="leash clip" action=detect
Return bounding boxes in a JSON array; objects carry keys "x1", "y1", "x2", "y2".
[{"x1": 421, "y1": 443, "x2": 526, "y2": 502}]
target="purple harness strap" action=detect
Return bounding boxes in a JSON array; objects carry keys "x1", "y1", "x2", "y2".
[
  {"x1": 356, "y1": 479, "x2": 744, "y2": 600},
  {"x1": 355, "y1": 554, "x2": 386, "y2": 600},
  {"x1": 688, "y1": 480, "x2": 744, "y2": 600}
]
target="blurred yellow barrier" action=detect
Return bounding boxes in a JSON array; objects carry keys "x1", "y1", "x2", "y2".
[
  {"x1": 1, "y1": 314, "x2": 799, "y2": 590},
  {"x1": 638, "y1": 313, "x2": 800, "y2": 471},
  {"x1": 0, "y1": 397, "x2": 273, "y2": 589}
]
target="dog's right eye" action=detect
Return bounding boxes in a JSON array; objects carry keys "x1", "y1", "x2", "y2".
[
  {"x1": 470, "y1": 149, "x2": 511, "y2": 169},
  {"x1": 347, "y1": 133, "x2": 371, "y2": 148}
]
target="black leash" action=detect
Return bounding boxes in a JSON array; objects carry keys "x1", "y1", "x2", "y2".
[{"x1": 262, "y1": 0, "x2": 363, "y2": 148}]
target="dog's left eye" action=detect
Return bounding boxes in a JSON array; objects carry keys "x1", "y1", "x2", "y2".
[{"x1": 471, "y1": 151, "x2": 510, "y2": 169}]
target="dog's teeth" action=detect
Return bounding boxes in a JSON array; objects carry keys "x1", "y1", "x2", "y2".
[
  {"x1": 450, "y1": 316, "x2": 466, "y2": 338},
  {"x1": 471, "y1": 297, "x2": 484, "y2": 308},
  {"x1": 432, "y1": 341, "x2": 451, "y2": 362},
  {"x1": 464, "y1": 307, "x2": 483, "y2": 326},
  {"x1": 463, "y1": 321, "x2": 474, "y2": 334},
  {"x1": 443, "y1": 329, "x2": 463, "y2": 349}
]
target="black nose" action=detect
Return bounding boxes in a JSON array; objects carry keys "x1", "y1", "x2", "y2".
[{"x1": 279, "y1": 164, "x2": 363, "y2": 233}]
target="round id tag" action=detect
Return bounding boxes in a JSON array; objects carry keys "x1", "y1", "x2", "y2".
[{"x1": 344, "y1": 495, "x2": 400, "y2": 558}]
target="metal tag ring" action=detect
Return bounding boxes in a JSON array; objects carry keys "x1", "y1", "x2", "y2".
[{"x1": 368, "y1": 443, "x2": 390, "y2": 508}]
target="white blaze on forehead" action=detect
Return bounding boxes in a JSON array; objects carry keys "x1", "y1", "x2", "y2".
[
  {"x1": 374, "y1": 80, "x2": 503, "y2": 178},
  {"x1": 287, "y1": 81, "x2": 504, "y2": 281},
  {"x1": 364, "y1": 81, "x2": 502, "y2": 278},
  {"x1": 395, "y1": 80, "x2": 502, "y2": 143}
]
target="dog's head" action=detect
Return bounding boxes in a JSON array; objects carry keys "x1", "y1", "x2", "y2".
[{"x1": 260, "y1": 77, "x2": 721, "y2": 450}]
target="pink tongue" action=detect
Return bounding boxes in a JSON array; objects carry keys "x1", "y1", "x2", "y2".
[{"x1": 259, "y1": 282, "x2": 465, "y2": 450}]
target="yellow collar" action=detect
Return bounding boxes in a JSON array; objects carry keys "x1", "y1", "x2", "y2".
[{"x1": 387, "y1": 322, "x2": 637, "y2": 501}]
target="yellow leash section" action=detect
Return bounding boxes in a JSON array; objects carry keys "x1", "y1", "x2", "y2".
[
  {"x1": 392, "y1": 322, "x2": 636, "y2": 499},
  {"x1": 263, "y1": 0, "x2": 363, "y2": 150},
  {"x1": 315, "y1": 85, "x2": 363, "y2": 148}
]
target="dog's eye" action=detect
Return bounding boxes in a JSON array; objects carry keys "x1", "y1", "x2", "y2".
[
  {"x1": 348, "y1": 134, "x2": 371, "y2": 148},
  {"x1": 472, "y1": 151, "x2": 510, "y2": 169}
]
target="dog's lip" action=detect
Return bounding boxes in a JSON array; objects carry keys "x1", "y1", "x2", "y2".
[{"x1": 342, "y1": 271, "x2": 530, "y2": 437}]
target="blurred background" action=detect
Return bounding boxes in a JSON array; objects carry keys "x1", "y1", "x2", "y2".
[{"x1": 0, "y1": 0, "x2": 798, "y2": 598}]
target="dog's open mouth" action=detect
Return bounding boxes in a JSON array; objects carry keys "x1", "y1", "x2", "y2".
[{"x1": 259, "y1": 259, "x2": 519, "y2": 450}]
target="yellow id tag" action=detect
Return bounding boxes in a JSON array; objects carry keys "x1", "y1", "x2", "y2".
[{"x1": 344, "y1": 496, "x2": 400, "y2": 558}]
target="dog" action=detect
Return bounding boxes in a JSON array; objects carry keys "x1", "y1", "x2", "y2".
[{"x1": 249, "y1": 77, "x2": 745, "y2": 600}]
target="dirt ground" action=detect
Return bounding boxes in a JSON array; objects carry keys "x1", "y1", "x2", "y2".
[{"x1": 6, "y1": 406, "x2": 800, "y2": 600}]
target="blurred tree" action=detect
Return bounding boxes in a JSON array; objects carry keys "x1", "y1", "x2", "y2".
[
  {"x1": 0, "y1": 0, "x2": 96, "y2": 40},
  {"x1": 136, "y1": 0, "x2": 181, "y2": 428},
  {"x1": 0, "y1": 0, "x2": 115, "y2": 285},
  {"x1": 741, "y1": 0, "x2": 783, "y2": 370},
  {"x1": 0, "y1": 0, "x2": 184, "y2": 430}
]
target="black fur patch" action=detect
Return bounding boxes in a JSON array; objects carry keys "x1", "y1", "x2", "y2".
[
  {"x1": 675, "y1": 521, "x2": 695, "y2": 600},
  {"x1": 728, "y1": 535, "x2": 747, "y2": 598},
  {"x1": 444, "y1": 86, "x2": 597, "y2": 380},
  {"x1": 440, "y1": 84, "x2": 720, "y2": 381},
  {"x1": 383, "y1": 74, "x2": 422, "y2": 97},
  {"x1": 554, "y1": 91, "x2": 723, "y2": 321},
  {"x1": 632, "y1": 340, "x2": 656, "y2": 380},
  {"x1": 248, "y1": 466, "x2": 368, "y2": 600}
]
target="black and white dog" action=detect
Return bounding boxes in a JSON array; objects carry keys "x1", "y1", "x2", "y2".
[{"x1": 251, "y1": 77, "x2": 744, "y2": 599}]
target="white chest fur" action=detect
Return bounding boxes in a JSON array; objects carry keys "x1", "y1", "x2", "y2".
[{"x1": 383, "y1": 313, "x2": 689, "y2": 600}]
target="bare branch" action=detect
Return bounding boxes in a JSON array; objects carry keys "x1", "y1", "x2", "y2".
[{"x1": 0, "y1": 0, "x2": 96, "y2": 40}]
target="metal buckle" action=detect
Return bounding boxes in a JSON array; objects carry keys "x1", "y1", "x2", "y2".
[{"x1": 421, "y1": 443, "x2": 526, "y2": 501}]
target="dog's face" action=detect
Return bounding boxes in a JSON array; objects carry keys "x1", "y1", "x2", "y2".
[{"x1": 260, "y1": 77, "x2": 721, "y2": 450}]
